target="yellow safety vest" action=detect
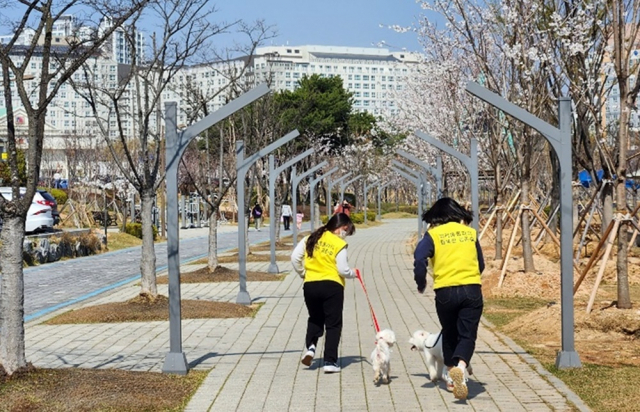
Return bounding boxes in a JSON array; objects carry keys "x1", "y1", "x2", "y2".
[
  {"x1": 428, "y1": 222, "x2": 481, "y2": 290},
  {"x1": 303, "y1": 231, "x2": 347, "y2": 287}
]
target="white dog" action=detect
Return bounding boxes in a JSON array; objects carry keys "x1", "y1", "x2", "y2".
[
  {"x1": 409, "y1": 330, "x2": 445, "y2": 382},
  {"x1": 370, "y1": 329, "x2": 396, "y2": 384},
  {"x1": 409, "y1": 330, "x2": 473, "y2": 383}
]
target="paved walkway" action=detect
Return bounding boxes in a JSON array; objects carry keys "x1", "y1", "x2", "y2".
[{"x1": 24, "y1": 219, "x2": 590, "y2": 411}]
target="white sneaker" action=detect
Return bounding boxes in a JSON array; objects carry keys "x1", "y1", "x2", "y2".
[
  {"x1": 449, "y1": 365, "x2": 468, "y2": 400},
  {"x1": 301, "y1": 346, "x2": 315, "y2": 366},
  {"x1": 323, "y1": 363, "x2": 340, "y2": 373}
]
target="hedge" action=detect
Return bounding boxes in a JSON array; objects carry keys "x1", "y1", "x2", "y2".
[{"x1": 125, "y1": 223, "x2": 158, "y2": 240}]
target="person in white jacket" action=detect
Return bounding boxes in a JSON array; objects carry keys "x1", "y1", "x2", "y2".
[
  {"x1": 291, "y1": 212, "x2": 358, "y2": 373},
  {"x1": 281, "y1": 203, "x2": 293, "y2": 230}
]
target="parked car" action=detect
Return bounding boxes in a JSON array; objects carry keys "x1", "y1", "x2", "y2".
[
  {"x1": 36, "y1": 189, "x2": 60, "y2": 225},
  {"x1": 0, "y1": 187, "x2": 55, "y2": 233}
]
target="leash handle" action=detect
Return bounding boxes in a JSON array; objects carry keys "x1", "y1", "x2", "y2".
[{"x1": 355, "y1": 269, "x2": 381, "y2": 333}]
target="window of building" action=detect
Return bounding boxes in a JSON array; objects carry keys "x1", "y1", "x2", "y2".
[
  {"x1": 363, "y1": 84, "x2": 369, "y2": 90},
  {"x1": 295, "y1": 49, "x2": 300, "y2": 53},
  {"x1": 348, "y1": 74, "x2": 353, "y2": 80},
  {"x1": 363, "y1": 92, "x2": 369, "y2": 97},
  {"x1": 355, "y1": 74, "x2": 361, "y2": 80},
  {"x1": 355, "y1": 83, "x2": 361, "y2": 89},
  {"x1": 363, "y1": 75, "x2": 369, "y2": 81},
  {"x1": 287, "y1": 49, "x2": 292, "y2": 53}
]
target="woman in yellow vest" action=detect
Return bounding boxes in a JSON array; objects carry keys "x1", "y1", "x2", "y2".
[
  {"x1": 413, "y1": 197, "x2": 485, "y2": 400},
  {"x1": 291, "y1": 212, "x2": 357, "y2": 373}
]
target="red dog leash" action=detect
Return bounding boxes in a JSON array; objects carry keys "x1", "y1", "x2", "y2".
[{"x1": 355, "y1": 269, "x2": 380, "y2": 333}]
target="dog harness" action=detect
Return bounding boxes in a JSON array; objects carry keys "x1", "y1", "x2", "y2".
[{"x1": 424, "y1": 331, "x2": 442, "y2": 349}]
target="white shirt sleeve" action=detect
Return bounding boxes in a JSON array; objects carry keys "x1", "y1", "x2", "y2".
[
  {"x1": 336, "y1": 247, "x2": 356, "y2": 279},
  {"x1": 291, "y1": 237, "x2": 307, "y2": 278}
]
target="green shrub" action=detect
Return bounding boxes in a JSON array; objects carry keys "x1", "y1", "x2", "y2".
[
  {"x1": 125, "y1": 223, "x2": 158, "y2": 240},
  {"x1": 398, "y1": 205, "x2": 419, "y2": 215},
  {"x1": 349, "y1": 212, "x2": 376, "y2": 224},
  {"x1": 320, "y1": 212, "x2": 376, "y2": 225},
  {"x1": 49, "y1": 188, "x2": 68, "y2": 205}
]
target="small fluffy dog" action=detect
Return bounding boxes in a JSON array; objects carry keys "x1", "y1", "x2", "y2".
[
  {"x1": 409, "y1": 330, "x2": 474, "y2": 383},
  {"x1": 371, "y1": 329, "x2": 396, "y2": 384},
  {"x1": 409, "y1": 330, "x2": 445, "y2": 382}
]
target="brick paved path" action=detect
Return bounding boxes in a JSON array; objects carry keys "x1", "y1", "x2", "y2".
[{"x1": 24, "y1": 219, "x2": 589, "y2": 411}]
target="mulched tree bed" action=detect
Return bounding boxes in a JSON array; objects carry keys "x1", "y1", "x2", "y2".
[
  {"x1": 0, "y1": 364, "x2": 207, "y2": 411},
  {"x1": 216, "y1": 253, "x2": 290, "y2": 263},
  {"x1": 44, "y1": 294, "x2": 261, "y2": 324},
  {"x1": 157, "y1": 265, "x2": 286, "y2": 283}
]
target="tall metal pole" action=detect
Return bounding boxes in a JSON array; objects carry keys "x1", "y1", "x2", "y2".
[
  {"x1": 163, "y1": 84, "x2": 271, "y2": 374},
  {"x1": 268, "y1": 148, "x2": 314, "y2": 273},
  {"x1": 326, "y1": 172, "x2": 352, "y2": 216},
  {"x1": 236, "y1": 130, "x2": 300, "y2": 304},
  {"x1": 415, "y1": 131, "x2": 479, "y2": 231},
  {"x1": 310, "y1": 168, "x2": 339, "y2": 231},
  {"x1": 292, "y1": 161, "x2": 328, "y2": 244},
  {"x1": 340, "y1": 175, "x2": 363, "y2": 203},
  {"x1": 465, "y1": 81, "x2": 580, "y2": 368},
  {"x1": 391, "y1": 166, "x2": 422, "y2": 237}
]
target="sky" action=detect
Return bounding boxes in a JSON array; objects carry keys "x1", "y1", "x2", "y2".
[
  {"x1": 0, "y1": 0, "x2": 428, "y2": 53},
  {"x1": 207, "y1": 0, "x2": 425, "y2": 52}
]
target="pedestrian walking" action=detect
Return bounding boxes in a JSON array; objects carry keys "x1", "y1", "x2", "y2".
[
  {"x1": 296, "y1": 209, "x2": 304, "y2": 230},
  {"x1": 291, "y1": 212, "x2": 358, "y2": 373},
  {"x1": 413, "y1": 197, "x2": 484, "y2": 401},
  {"x1": 251, "y1": 202, "x2": 263, "y2": 231},
  {"x1": 281, "y1": 203, "x2": 293, "y2": 230},
  {"x1": 334, "y1": 200, "x2": 351, "y2": 216}
]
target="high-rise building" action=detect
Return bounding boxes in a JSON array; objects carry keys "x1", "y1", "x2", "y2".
[{"x1": 252, "y1": 45, "x2": 420, "y2": 116}]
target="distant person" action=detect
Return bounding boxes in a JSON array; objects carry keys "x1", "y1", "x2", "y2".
[
  {"x1": 413, "y1": 197, "x2": 484, "y2": 401},
  {"x1": 251, "y1": 203, "x2": 263, "y2": 231},
  {"x1": 334, "y1": 200, "x2": 351, "y2": 217},
  {"x1": 282, "y1": 203, "x2": 293, "y2": 230},
  {"x1": 296, "y1": 209, "x2": 304, "y2": 230}
]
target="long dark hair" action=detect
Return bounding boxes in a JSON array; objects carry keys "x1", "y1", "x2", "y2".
[
  {"x1": 305, "y1": 212, "x2": 355, "y2": 258},
  {"x1": 422, "y1": 197, "x2": 473, "y2": 226}
]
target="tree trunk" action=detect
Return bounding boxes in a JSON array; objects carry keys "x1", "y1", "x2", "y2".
[
  {"x1": 275, "y1": 203, "x2": 282, "y2": 243},
  {"x1": 521, "y1": 139, "x2": 535, "y2": 273},
  {"x1": 602, "y1": 181, "x2": 614, "y2": 237},
  {"x1": 207, "y1": 210, "x2": 218, "y2": 272},
  {"x1": 521, "y1": 178, "x2": 535, "y2": 272},
  {"x1": 139, "y1": 190, "x2": 157, "y2": 297},
  {"x1": 494, "y1": 164, "x2": 503, "y2": 260},
  {"x1": 616, "y1": 96, "x2": 631, "y2": 309},
  {"x1": 0, "y1": 216, "x2": 27, "y2": 375}
]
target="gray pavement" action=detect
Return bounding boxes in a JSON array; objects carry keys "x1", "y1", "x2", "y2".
[{"x1": 24, "y1": 219, "x2": 590, "y2": 411}]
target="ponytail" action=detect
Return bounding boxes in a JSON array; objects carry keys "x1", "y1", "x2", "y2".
[{"x1": 306, "y1": 226, "x2": 328, "y2": 258}]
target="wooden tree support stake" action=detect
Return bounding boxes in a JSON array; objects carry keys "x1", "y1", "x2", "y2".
[
  {"x1": 586, "y1": 217, "x2": 621, "y2": 314},
  {"x1": 498, "y1": 207, "x2": 522, "y2": 288},
  {"x1": 573, "y1": 218, "x2": 617, "y2": 295}
]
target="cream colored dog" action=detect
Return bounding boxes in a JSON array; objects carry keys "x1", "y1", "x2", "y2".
[
  {"x1": 371, "y1": 329, "x2": 396, "y2": 384},
  {"x1": 409, "y1": 330, "x2": 445, "y2": 382},
  {"x1": 409, "y1": 330, "x2": 473, "y2": 383}
]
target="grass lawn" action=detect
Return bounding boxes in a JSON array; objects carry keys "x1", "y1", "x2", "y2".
[{"x1": 484, "y1": 296, "x2": 640, "y2": 412}]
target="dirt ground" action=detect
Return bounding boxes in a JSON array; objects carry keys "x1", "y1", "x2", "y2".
[
  {"x1": 481, "y1": 227, "x2": 640, "y2": 368},
  {"x1": 0, "y1": 364, "x2": 207, "y2": 411},
  {"x1": 44, "y1": 294, "x2": 261, "y2": 324},
  {"x1": 157, "y1": 265, "x2": 286, "y2": 283}
]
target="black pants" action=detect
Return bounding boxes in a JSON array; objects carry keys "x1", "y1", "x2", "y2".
[
  {"x1": 435, "y1": 284, "x2": 483, "y2": 367},
  {"x1": 303, "y1": 280, "x2": 344, "y2": 364},
  {"x1": 283, "y1": 215, "x2": 291, "y2": 230}
]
